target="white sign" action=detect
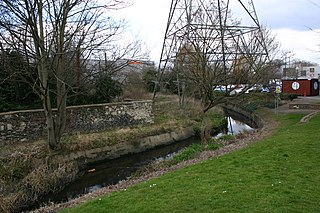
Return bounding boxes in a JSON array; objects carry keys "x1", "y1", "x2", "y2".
[
  {"x1": 292, "y1": 82, "x2": 300, "y2": 90},
  {"x1": 314, "y1": 82, "x2": 318, "y2": 90}
]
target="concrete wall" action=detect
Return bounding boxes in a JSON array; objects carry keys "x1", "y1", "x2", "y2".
[
  {"x1": 0, "y1": 101, "x2": 153, "y2": 145},
  {"x1": 222, "y1": 104, "x2": 263, "y2": 129},
  {"x1": 52, "y1": 127, "x2": 195, "y2": 166}
]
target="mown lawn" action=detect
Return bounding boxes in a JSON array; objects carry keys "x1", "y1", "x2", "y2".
[{"x1": 61, "y1": 113, "x2": 320, "y2": 213}]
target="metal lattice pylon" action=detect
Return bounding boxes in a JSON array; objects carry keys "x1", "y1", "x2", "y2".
[{"x1": 154, "y1": 0, "x2": 269, "y2": 100}]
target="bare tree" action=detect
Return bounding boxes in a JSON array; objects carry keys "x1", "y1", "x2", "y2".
[
  {"x1": 182, "y1": 26, "x2": 280, "y2": 112},
  {"x1": 0, "y1": 0, "x2": 130, "y2": 149},
  {"x1": 156, "y1": 0, "x2": 279, "y2": 112}
]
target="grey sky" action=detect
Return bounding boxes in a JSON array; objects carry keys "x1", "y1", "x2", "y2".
[
  {"x1": 117, "y1": 0, "x2": 320, "y2": 63},
  {"x1": 255, "y1": 0, "x2": 320, "y2": 30}
]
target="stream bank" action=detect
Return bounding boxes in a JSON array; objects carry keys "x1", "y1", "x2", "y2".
[
  {"x1": 33, "y1": 108, "x2": 275, "y2": 213},
  {"x1": 0, "y1": 100, "x2": 264, "y2": 212},
  {"x1": 29, "y1": 105, "x2": 264, "y2": 212},
  {"x1": 51, "y1": 127, "x2": 195, "y2": 167}
]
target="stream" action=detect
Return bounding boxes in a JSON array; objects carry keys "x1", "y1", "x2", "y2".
[
  {"x1": 41, "y1": 136, "x2": 201, "y2": 205},
  {"x1": 32, "y1": 115, "x2": 254, "y2": 209}
]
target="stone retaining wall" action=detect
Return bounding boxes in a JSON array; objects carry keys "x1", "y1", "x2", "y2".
[{"x1": 0, "y1": 101, "x2": 153, "y2": 145}]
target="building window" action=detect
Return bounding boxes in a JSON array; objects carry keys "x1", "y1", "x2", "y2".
[{"x1": 300, "y1": 70, "x2": 307, "y2": 76}]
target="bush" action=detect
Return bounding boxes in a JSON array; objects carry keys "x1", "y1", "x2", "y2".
[
  {"x1": 94, "y1": 76, "x2": 123, "y2": 103},
  {"x1": 0, "y1": 157, "x2": 32, "y2": 182},
  {"x1": 280, "y1": 94, "x2": 298, "y2": 101},
  {"x1": 280, "y1": 93, "x2": 298, "y2": 101},
  {"x1": 193, "y1": 123, "x2": 202, "y2": 137},
  {"x1": 205, "y1": 108, "x2": 227, "y2": 129},
  {"x1": 68, "y1": 76, "x2": 123, "y2": 105},
  {"x1": 142, "y1": 67, "x2": 158, "y2": 93}
]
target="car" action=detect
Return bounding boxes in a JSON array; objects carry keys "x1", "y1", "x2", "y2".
[
  {"x1": 245, "y1": 86, "x2": 259, "y2": 93},
  {"x1": 232, "y1": 88, "x2": 243, "y2": 95},
  {"x1": 261, "y1": 87, "x2": 270, "y2": 93},
  {"x1": 213, "y1": 86, "x2": 227, "y2": 93}
]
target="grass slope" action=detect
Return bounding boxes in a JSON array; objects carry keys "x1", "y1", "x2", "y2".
[{"x1": 62, "y1": 114, "x2": 320, "y2": 213}]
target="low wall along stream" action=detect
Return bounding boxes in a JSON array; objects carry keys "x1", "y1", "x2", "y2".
[{"x1": 0, "y1": 101, "x2": 153, "y2": 145}]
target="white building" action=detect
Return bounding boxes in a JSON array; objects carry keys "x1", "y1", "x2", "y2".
[
  {"x1": 282, "y1": 63, "x2": 320, "y2": 80},
  {"x1": 295, "y1": 65, "x2": 320, "y2": 79}
]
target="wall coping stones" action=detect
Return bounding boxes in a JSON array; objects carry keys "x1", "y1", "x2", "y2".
[{"x1": 0, "y1": 100, "x2": 153, "y2": 116}]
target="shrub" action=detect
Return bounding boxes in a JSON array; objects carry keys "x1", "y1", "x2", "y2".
[
  {"x1": 204, "y1": 108, "x2": 227, "y2": 129},
  {"x1": 193, "y1": 122, "x2": 202, "y2": 137},
  {"x1": 0, "y1": 157, "x2": 32, "y2": 182},
  {"x1": 280, "y1": 93, "x2": 298, "y2": 101},
  {"x1": 289, "y1": 93, "x2": 298, "y2": 101}
]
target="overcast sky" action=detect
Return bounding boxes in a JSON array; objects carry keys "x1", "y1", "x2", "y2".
[{"x1": 115, "y1": 0, "x2": 320, "y2": 64}]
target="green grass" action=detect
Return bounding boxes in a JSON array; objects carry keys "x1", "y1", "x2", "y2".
[
  {"x1": 171, "y1": 144, "x2": 203, "y2": 163},
  {"x1": 61, "y1": 113, "x2": 320, "y2": 213}
]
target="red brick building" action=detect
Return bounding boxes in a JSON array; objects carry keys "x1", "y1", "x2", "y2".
[{"x1": 282, "y1": 79, "x2": 319, "y2": 96}]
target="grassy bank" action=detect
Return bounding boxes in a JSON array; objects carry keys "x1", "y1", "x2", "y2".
[
  {"x1": 0, "y1": 94, "x2": 292, "y2": 212},
  {"x1": 62, "y1": 113, "x2": 320, "y2": 212},
  {"x1": 0, "y1": 95, "x2": 204, "y2": 212}
]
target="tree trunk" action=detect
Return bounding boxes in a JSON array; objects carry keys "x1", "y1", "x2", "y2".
[
  {"x1": 45, "y1": 102, "x2": 59, "y2": 150},
  {"x1": 38, "y1": 0, "x2": 60, "y2": 150},
  {"x1": 55, "y1": 75, "x2": 67, "y2": 142},
  {"x1": 39, "y1": 66, "x2": 60, "y2": 150},
  {"x1": 40, "y1": 66, "x2": 60, "y2": 150}
]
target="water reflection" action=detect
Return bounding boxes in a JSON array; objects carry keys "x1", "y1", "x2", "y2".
[
  {"x1": 215, "y1": 116, "x2": 253, "y2": 139},
  {"x1": 227, "y1": 116, "x2": 253, "y2": 135}
]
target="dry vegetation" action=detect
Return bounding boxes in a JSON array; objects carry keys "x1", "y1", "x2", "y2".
[{"x1": 0, "y1": 95, "x2": 203, "y2": 212}]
